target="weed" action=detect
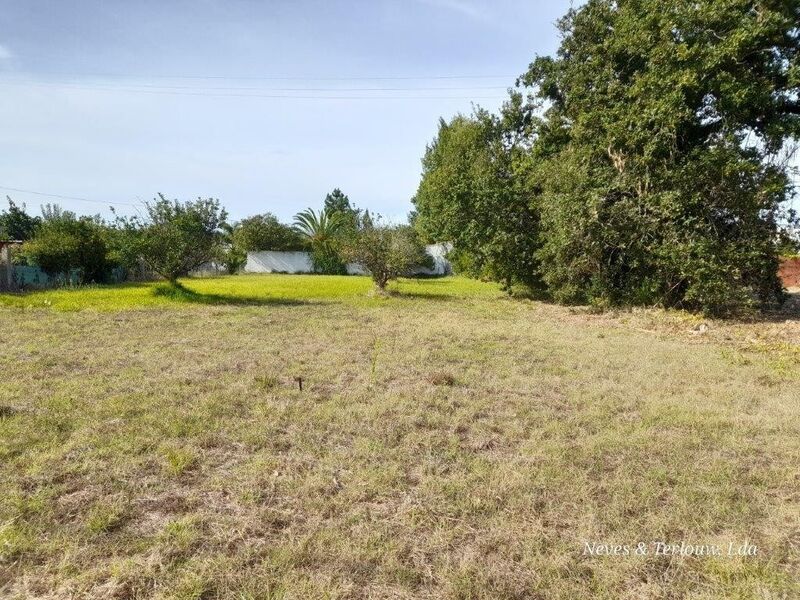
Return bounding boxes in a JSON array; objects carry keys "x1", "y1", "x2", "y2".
[
  {"x1": 85, "y1": 500, "x2": 126, "y2": 534},
  {"x1": 255, "y1": 375, "x2": 279, "y2": 390},
  {"x1": 161, "y1": 446, "x2": 198, "y2": 476}
]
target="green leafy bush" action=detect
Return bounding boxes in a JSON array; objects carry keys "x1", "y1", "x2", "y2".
[
  {"x1": 22, "y1": 211, "x2": 112, "y2": 284},
  {"x1": 232, "y1": 213, "x2": 307, "y2": 252},
  {"x1": 342, "y1": 223, "x2": 432, "y2": 290},
  {"x1": 118, "y1": 195, "x2": 228, "y2": 283}
]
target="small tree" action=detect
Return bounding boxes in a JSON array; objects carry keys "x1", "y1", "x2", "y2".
[
  {"x1": 342, "y1": 223, "x2": 431, "y2": 290},
  {"x1": 293, "y1": 207, "x2": 347, "y2": 274},
  {"x1": 233, "y1": 213, "x2": 307, "y2": 252},
  {"x1": 130, "y1": 195, "x2": 227, "y2": 283},
  {"x1": 23, "y1": 211, "x2": 111, "y2": 284}
]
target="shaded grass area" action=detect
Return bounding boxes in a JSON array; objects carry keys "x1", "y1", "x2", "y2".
[
  {"x1": 0, "y1": 276, "x2": 798, "y2": 599},
  {"x1": 150, "y1": 282, "x2": 308, "y2": 307},
  {"x1": 0, "y1": 274, "x2": 500, "y2": 311}
]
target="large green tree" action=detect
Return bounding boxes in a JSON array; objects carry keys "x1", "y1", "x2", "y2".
[
  {"x1": 413, "y1": 109, "x2": 540, "y2": 290},
  {"x1": 324, "y1": 188, "x2": 370, "y2": 235},
  {"x1": 520, "y1": 0, "x2": 799, "y2": 312},
  {"x1": 415, "y1": 0, "x2": 799, "y2": 313}
]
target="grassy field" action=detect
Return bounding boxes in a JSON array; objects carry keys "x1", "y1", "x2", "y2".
[{"x1": 1, "y1": 274, "x2": 798, "y2": 599}]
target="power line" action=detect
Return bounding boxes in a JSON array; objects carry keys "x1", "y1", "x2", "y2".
[
  {"x1": 19, "y1": 81, "x2": 510, "y2": 92},
  {"x1": 10, "y1": 71, "x2": 513, "y2": 82},
  {"x1": 0, "y1": 185, "x2": 142, "y2": 208},
  {"x1": 0, "y1": 80, "x2": 507, "y2": 100}
]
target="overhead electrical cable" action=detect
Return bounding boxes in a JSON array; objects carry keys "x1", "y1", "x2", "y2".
[
  {"x1": 0, "y1": 80, "x2": 506, "y2": 100},
  {"x1": 4, "y1": 71, "x2": 513, "y2": 82},
  {"x1": 0, "y1": 185, "x2": 142, "y2": 208}
]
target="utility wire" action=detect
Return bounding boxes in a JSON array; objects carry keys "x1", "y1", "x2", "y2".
[
  {"x1": 0, "y1": 80, "x2": 506, "y2": 100},
  {"x1": 8, "y1": 71, "x2": 513, "y2": 82},
  {"x1": 0, "y1": 185, "x2": 142, "y2": 208},
  {"x1": 17, "y1": 81, "x2": 510, "y2": 92}
]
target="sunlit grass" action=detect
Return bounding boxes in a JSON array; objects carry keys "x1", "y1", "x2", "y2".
[
  {"x1": 0, "y1": 274, "x2": 502, "y2": 311},
  {"x1": 1, "y1": 274, "x2": 797, "y2": 598}
]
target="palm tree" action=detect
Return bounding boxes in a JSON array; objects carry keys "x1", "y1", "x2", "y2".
[
  {"x1": 293, "y1": 208, "x2": 347, "y2": 274},
  {"x1": 292, "y1": 208, "x2": 345, "y2": 246}
]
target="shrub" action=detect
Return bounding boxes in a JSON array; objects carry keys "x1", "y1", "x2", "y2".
[
  {"x1": 342, "y1": 223, "x2": 432, "y2": 290},
  {"x1": 219, "y1": 245, "x2": 247, "y2": 274},
  {"x1": 232, "y1": 214, "x2": 307, "y2": 252},
  {"x1": 22, "y1": 212, "x2": 112, "y2": 284},
  {"x1": 293, "y1": 208, "x2": 347, "y2": 274},
  {"x1": 119, "y1": 195, "x2": 228, "y2": 283}
]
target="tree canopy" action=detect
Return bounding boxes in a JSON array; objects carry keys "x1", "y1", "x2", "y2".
[
  {"x1": 22, "y1": 210, "x2": 111, "y2": 283},
  {"x1": 342, "y1": 222, "x2": 431, "y2": 290},
  {"x1": 232, "y1": 213, "x2": 306, "y2": 252},
  {"x1": 413, "y1": 0, "x2": 799, "y2": 313},
  {"x1": 0, "y1": 197, "x2": 40, "y2": 241},
  {"x1": 122, "y1": 195, "x2": 228, "y2": 282}
]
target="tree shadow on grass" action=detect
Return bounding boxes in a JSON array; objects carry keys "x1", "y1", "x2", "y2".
[
  {"x1": 390, "y1": 291, "x2": 456, "y2": 302},
  {"x1": 152, "y1": 282, "x2": 309, "y2": 307},
  {"x1": 742, "y1": 289, "x2": 800, "y2": 323}
]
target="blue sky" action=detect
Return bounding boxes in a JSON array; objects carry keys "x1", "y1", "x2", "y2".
[{"x1": 0, "y1": 0, "x2": 574, "y2": 222}]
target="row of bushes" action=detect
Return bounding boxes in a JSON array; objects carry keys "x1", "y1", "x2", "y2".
[{"x1": 1, "y1": 189, "x2": 431, "y2": 291}]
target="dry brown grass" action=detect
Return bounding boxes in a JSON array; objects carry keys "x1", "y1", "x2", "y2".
[{"x1": 0, "y1": 277, "x2": 798, "y2": 599}]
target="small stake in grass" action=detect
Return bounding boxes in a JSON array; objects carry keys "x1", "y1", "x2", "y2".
[
  {"x1": 294, "y1": 376, "x2": 303, "y2": 391},
  {"x1": 370, "y1": 338, "x2": 382, "y2": 384}
]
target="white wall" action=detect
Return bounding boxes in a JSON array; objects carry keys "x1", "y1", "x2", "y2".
[
  {"x1": 245, "y1": 251, "x2": 314, "y2": 274},
  {"x1": 245, "y1": 243, "x2": 452, "y2": 276},
  {"x1": 189, "y1": 261, "x2": 225, "y2": 276},
  {"x1": 416, "y1": 242, "x2": 453, "y2": 276}
]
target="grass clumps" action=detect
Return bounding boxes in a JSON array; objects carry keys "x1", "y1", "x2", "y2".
[
  {"x1": 85, "y1": 499, "x2": 127, "y2": 534},
  {"x1": 0, "y1": 274, "x2": 797, "y2": 598},
  {"x1": 427, "y1": 370, "x2": 456, "y2": 386},
  {"x1": 161, "y1": 446, "x2": 199, "y2": 477},
  {"x1": 254, "y1": 374, "x2": 280, "y2": 390}
]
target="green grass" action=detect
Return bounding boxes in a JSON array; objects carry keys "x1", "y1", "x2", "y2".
[
  {"x1": 0, "y1": 274, "x2": 798, "y2": 599},
  {"x1": 0, "y1": 274, "x2": 500, "y2": 311}
]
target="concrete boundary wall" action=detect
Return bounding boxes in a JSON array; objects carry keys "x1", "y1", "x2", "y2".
[
  {"x1": 245, "y1": 243, "x2": 452, "y2": 276},
  {"x1": 245, "y1": 251, "x2": 314, "y2": 274}
]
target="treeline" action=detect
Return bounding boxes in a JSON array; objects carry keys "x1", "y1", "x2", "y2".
[
  {"x1": 413, "y1": 0, "x2": 800, "y2": 314},
  {"x1": 1, "y1": 188, "x2": 430, "y2": 291},
  {"x1": 1, "y1": 195, "x2": 235, "y2": 284}
]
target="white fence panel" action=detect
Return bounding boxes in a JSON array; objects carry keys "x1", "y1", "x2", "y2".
[
  {"x1": 245, "y1": 251, "x2": 314, "y2": 274},
  {"x1": 245, "y1": 243, "x2": 452, "y2": 276},
  {"x1": 415, "y1": 242, "x2": 453, "y2": 275}
]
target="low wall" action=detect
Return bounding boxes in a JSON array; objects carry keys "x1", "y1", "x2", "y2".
[
  {"x1": 245, "y1": 251, "x2": 314, "y2": 274},
  {"x1": 10, "y1": 266, "x2": 127, "y2": 289},
  {"x1": 780, "y1": 257, "x2": 800, "y2": 288},
  {"x1": 189, "y1": 261, "x2": 225, "y2": 277},
  {"x1": 245, "y1": 243, "x2": 452, "y2": 276},
  {"x1": 416, "y1": 242, "x2": 452, "y2": 276}
]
